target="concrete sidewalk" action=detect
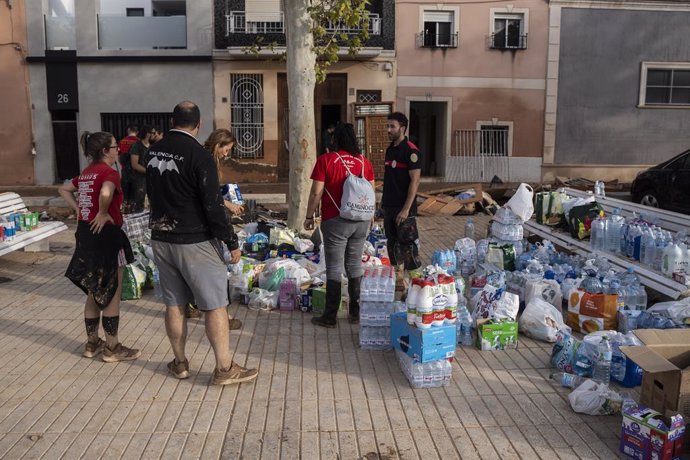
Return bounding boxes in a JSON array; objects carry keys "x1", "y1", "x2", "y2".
[{"x1": 0, "y1": 216, "x2": 626, "y2": 459}]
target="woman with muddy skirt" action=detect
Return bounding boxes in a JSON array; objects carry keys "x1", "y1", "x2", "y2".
[
  {"x1": 58, "y1": 131, "x2": 141, "y2": 363},
  {"x1": 181, "y1": 129, "x2": 244, "y2": 328}
]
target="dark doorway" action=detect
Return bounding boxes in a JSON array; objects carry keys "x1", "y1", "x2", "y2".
[
  {"x1": 51, "y1": 110, "x2": 80, "y2": 181},
  {"x1": 320, "y1": 104, "x2": 340, "y2": 154},
  {"x1": 409, "y1": 101, "x2": 446, "y2": 176}
]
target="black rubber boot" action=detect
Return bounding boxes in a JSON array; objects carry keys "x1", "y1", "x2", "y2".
[
  {"x1": 311, "y1": 279, "x2": 341, "y2": 328},
  {"x1": 348, "y1": 277, "x2": 361, "y2": 324}
]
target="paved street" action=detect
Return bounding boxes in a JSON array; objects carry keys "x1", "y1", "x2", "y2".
[{"x1": 0, "y1": 216, "x2": 628, "y2": 459}]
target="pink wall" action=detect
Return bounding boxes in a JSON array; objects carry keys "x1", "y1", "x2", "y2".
[{"x1": 396, "y1": 0, "x2": 549, "y2": 159}]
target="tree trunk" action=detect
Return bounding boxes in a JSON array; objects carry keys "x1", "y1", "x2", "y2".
[{"x1": 284, "y1": 0, "x2": 317, "y2": 230}]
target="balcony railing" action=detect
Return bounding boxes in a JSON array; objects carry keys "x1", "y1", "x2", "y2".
[
  {"x1": 97, "y1": 15, "x2": 187, "y2": 50},
  {"x1": 225, "y1": 11, "x2": 381, "y2": 36},
  {"x1": 488, "y1": 33, "x2": 528, "y2": 50},
  {"x1": 45, "y1": 15, "x2": 76, "y2": 50},
  {"x1": 416, "y1": 32, "x2": 458, "y2": 49}
]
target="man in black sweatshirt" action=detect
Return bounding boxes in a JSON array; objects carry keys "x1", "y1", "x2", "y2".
[{"x1": 146, "y1": 101, "x2": 258, "y2": 385}]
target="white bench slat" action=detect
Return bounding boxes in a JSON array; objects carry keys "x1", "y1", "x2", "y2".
[
  {"x1": 1, "y1": 192, "x2": 69, "y2": 257},
  {"x1": 524, "y1": 220, "x2": 689, "y2": 299},
  {"x1": 0, "y1": 221, "x2": 68, "y2": 257},
  {"x1": 0, "y1": 192, "x2": 28, "y2": 216}
]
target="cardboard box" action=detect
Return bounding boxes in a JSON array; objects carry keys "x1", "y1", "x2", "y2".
[
  {"x1": 622, "y1": 329, "x2": 690, "y2": 422},
  {"x1": 620, "y1": 404, "x2": 685, "y2": 460},
  {"x1": 390, "y1": 312, "x2": 456, "y2": 363},
  {"x1": 476, "y1": 319, "x2": 518, "y2": 351},
  {"x1": 310, "y1": 287, "x2": 347, "y2": 318}
]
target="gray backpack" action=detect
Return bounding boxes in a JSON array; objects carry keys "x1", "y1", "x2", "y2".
[{"x1": 324, "y1": 152, "x2": 375, "y2": 221}]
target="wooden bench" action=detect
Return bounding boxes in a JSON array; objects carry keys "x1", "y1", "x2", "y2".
[
  {"x1": 524, "y1": 187, "x2": 690, "y2": 299},
  {"x1": 0, "y1": 192, "x2": 68, "y2": 256}
]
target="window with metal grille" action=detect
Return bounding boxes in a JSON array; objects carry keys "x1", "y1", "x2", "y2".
[
  {"x1": 490, "y1": 13, "x2": 527, "y2": 49},
  {"x1": 231, "y1": 73, "x2": 264, "y2": 159},
  {"x1": 357, "y1": 90, "x2": 382, "y2": 103},
  {"x1": 100, "y1": 112, "x2": 171, "y2": 141},
  {"x1": 479, "y1": 125, "x2": 509, "y2": 156}
]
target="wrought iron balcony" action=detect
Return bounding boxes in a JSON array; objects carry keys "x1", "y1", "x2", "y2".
[
  {"x1": 225, "y1": 11, "x2": 381, "y2": 36},
  {"x1": 416, "y1": 32, "x2": 458, "y2": 49},
  {"x1": 488, "y1": 33, "x2": 528, "y2": 50}
]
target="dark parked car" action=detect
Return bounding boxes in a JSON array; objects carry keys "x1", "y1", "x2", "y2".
[{"x1": 631, "y1": 149, "x2": 690, "y2": 214}]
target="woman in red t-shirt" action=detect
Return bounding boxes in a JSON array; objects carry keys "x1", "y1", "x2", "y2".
[
  {"x1": 304, "y1": 123, "x2": 376, "y2": 327},
  {"x1": 58, "y1": 131, "x2": 140, "y2": 363}
]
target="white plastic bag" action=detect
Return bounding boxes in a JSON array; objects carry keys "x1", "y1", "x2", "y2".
[
  {"x1": 294, "y1": 238, "x2": 315, "y2": 254},
  {"x1": 470, "y1": 285, "x2": 519, "y2": 323},
  {"x1": 505, "y1": 183, "x2": 534, "y2": 223},
  {"x1": 519, "y1": 297, "x2": 568, "y2": 342},
  {"x1": 568, "y1": 379, "x2": 622, "y2": 415},
  {"x1": 523, "y1": 279, "x2": 563, "y2": 310},
  {"x1": 248, "y1": 288, "x2": 279, "y2": 311},
  {"x1": 647, "y1": 298, "x2": 690, "y2": 326}
]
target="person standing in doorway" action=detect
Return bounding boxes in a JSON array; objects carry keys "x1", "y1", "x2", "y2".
[
  {"x1": 146, "y1": 101, "x2": 258, "y2": 385},
  {"x1": 123, "y1": 126, "x2": 154, "y2": 213},
  {"x1": 382, "y1": 112, "x2": 422, "y2": 273},
  {"x1": 59, "y1": 131, "x2": 141, "y2": 363},
  {"x1": 321, "y1": 123, "x2": 336, "y2": 155}
]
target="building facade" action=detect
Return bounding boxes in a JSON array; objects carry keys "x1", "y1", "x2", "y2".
[
  {"x1": 25, "y1": 0, "x2": 215, "y2": 185},
  {"x1": 544, "y1": 0, "x2": 690, "y2": 182},
  {"x1": 396, "y1": 0, "x2": 549, "y2": 183},
  {"x1": 213, "y1": 0, "x2": 397, "y2": 182},
  {"x1": 0, "y1": 1, "x2": 34, "y2": 185}
]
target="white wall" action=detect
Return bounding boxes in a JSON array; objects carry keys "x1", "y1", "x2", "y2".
[{"x1": 99, "y1": 0, "x2": 152, "y2": 16}]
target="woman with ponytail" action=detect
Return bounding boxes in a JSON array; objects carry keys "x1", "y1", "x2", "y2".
[{"x1": 58, "y1": 131, "x2": 141, "y2": 363}]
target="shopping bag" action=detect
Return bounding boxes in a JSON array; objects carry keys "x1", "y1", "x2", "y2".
[{"x1": 505, "y1": 183, "x2": 534, "y2": 222}]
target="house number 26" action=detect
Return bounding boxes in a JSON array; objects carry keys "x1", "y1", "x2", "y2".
[{"x1": 57, "y1": 93, "x2": 69, "y2": 103}]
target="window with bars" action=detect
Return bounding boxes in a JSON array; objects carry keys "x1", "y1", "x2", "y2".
[
  {"x1": 357, "y1": 90, "x2": 382, "y2": 103},
  {"x1": 643, "y1": 66, "x2": 690, "y2": 106},
  {"x1": 230, "y1": 73, "x2": 264, "y2": 159},
  {"x1": 479, "y1": 125, "x2": 510, "y2": 156},
  {"x1": 100, "y1": 112, "x2": 171, "y2": 141}
]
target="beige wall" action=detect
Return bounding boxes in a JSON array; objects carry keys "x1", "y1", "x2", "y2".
[
  {"x1": 212, "y1": 58, "x2": 397, "y2": 182},
  {"x1": 0, "y1": 2, "x2": 34, "y2": 185}
]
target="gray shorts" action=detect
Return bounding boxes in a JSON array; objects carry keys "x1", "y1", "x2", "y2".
[{"x1": 152, "y1": 239, "x2": 228, "y2": 310}]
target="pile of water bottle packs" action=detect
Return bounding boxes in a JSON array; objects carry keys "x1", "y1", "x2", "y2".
[
  {"x1": 359, "y1": 266, "x2": 397, "y2": 350},
  {"x1": 589, "y1": 207, "x2": 690, "y2": 281},
  {"x1": 551, "y1": 330, "x2": 644, "y2": 389}
]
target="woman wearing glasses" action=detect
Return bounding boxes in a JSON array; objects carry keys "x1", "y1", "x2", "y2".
[{"x1": 58, "y1": 131, "x2": 141, "y2": 363}]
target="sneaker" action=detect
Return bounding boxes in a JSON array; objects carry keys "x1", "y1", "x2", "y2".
[
  {"x1": 102, "y1": 343, "x2": 141, "y2": 363},
  {"x1": 186, "y1": 304, "x2": 202, "y2": 319},
  {"x1": 212, "y1": 362, "x2": 258, "y2": 385},
  {"x1": 167, "y1": 358, "x2": 190, "y2": 379},
  {"x1": 228, "y1": 318, "x2": 242, "y2": 330},
  {"x1": 83, "y1": 338, "x2": 105, "y2": 358}
]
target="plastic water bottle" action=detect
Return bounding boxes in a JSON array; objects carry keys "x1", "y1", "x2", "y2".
[
  {"x1": 594, "y1": 180, "x2": 605, "y2": 197},
  {"x1": 464, "y1": 218, "x2": 475, "y2": 241},
  {"x1": 581, "y1": 266, "x2": 603, "y2": 294},
  {"x1": 550, "y1": 371, "x2": 586, "y2": 389},
  {"x1": 606, "y1": 208, "x2": 624, "y2": 253},
  {"x1": 153, "y1": 267, "x2": 162, "y2": 300},
  {"x1": 593, "y1": 336, "x2": 612, "y2": 386},
  {"x1": 610, "y1": 338, "x2": 627, "y2": 383},
  {"x1": 590, "y1": 211, "x2": 606, "y2": 251}
]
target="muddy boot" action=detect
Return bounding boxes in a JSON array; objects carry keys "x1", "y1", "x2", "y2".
[
  {"x1": 348, "y1": 276, "x2": 361, "y2": 324},
  {"x1": 311, "y1": 279, "x2": 341, "y2": 328}
]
